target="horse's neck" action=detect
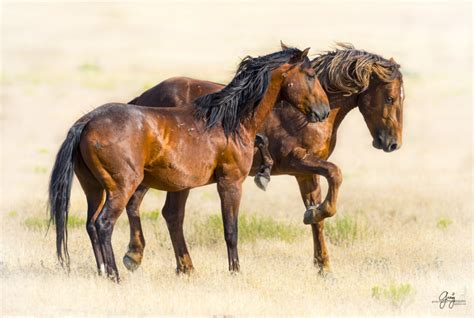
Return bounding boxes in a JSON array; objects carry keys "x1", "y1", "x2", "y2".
[
  {"x1": 243, "y1": 73, "x2": 284, "y2": 137},
  {"x1": 326, "y1": 92, "x2": 358, "y2": 150}
]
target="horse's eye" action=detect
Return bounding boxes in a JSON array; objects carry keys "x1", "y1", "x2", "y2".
[{"x1": 386, "y1": 96, "x2": 394, "y2": 104}]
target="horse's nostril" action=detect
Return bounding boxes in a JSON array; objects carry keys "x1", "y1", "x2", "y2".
[
  {"x1": 389, "y1": 143, "x2": 398, "y2": 152},
  {"x1": 377, "y1": 135, "x2": 383, "y2": 146}
]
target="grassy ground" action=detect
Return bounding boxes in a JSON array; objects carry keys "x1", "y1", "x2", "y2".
[{"x1": 1, "y1": 1, "x2": 472, "y2": 316}]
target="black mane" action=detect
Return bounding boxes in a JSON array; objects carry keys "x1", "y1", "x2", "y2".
[{"x1": 194, "y1": 47, "x2": 304, "y2": 136}]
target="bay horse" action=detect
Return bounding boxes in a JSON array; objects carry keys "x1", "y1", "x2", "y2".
[
  {"x1": 122, "y1": 44, "x2": 404, "y2": 275},
  {"x1": 48, "y1": 46, "x2": 331, "y2": 281}
]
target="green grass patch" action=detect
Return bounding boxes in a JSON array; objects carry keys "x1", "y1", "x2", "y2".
[
  {"x1": 24, "y1": 215, "x2": 85, "y2": 230},
  {"x1": 36, "y1": 147, "x2": 49, "y2": 154},
  {"x1": 8, "y1": 210, "x2": 18, "y2": 218},
  {"x1": 67, "y1": 215, "x2": 86, "y2": 228},
  {"x1": 201, "y1": 191, "x2": 217, "y2": 201},
  {"x1": 143, "y1": 210, "x2": 160, "y2": 221},
  {"x1": 436, "y1": 217, "x2": 452, "y2": 229},
  {"x1": 192, "y1": 214, "x2": 302, "y2": 245},
  {"x1": 33, "y1": 166, "x2": 48, "y2": 174},
  {"x1": 24, "y1": 217, "x2": 48, "y2": 230},
  {"x1": 372, "y1": 283, "x2": 414, "y2": 309},
  {"x1": 325, "y1": 214, "x2": 367, "y2": 246},
  {"x1": 78, "y1": 62, "x2": 101, "y2": 73}
]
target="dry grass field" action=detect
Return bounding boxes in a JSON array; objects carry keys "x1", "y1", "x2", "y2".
[{"x1": 1, "y1": 1, "x2": 472, "y2": 316}]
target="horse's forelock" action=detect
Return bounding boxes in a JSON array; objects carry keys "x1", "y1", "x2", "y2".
[{"x1": 313, "y1": 44, "x2": 402, "y2": 95}]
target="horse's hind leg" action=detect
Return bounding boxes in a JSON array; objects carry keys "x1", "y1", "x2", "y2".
[
  {"x1": 123, "y1": 184, "x2": 149, "y2": 272},
  {"x1": 95, "y1": 189, "x2": 134, "y2": 282},
  {"x1": 162, "y1": 190, "x2": 193, "y2": 273},
  {"x1": 75, "y1": 158, "x2": 106, "y2": 275},
  {"x1": 91, "y1": 168, "x2": 143, "y2": 281},
  {"x1": 86, "y1": 190, "x2": 106, "y2": 275},
  {"x1": 296, "y1": 175, "x2": 331, "y2": 275}
]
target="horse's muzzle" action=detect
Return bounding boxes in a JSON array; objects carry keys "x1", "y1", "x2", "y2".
[
  {"x1": 373, "y1": 133, "x2": 400, "y2": 152},
  {"x1": 307, "y1": 106, "x2": 330, "y2": 123}
]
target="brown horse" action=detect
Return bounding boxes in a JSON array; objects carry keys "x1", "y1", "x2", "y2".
[
  {"x1": 48, "y1": 46, "x2": 331, "y2": 280},
  {"x1": 122, "y1": 44, "x2": 404, "y2": 275}
]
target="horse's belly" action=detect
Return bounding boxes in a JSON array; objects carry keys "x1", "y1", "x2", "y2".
[{"x1": 143, "y1": 158, "x2": 216, "y2": 191}]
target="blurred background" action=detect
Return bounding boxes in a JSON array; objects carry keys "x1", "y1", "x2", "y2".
[{"x1": 1, "y1": 1, "x2": 472, "y2": 315}]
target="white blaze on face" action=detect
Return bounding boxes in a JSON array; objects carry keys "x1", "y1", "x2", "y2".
[{"x1": 400, "y1": 85, "x2": 405, "y2": 100}]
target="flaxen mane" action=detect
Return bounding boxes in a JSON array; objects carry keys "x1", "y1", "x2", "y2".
[
  {"x1": 195, "y1": 47, "x2": 306, "y2": 136},
  {"x1": 312, "y1": 43, "x2": 402, "y2": 95}
]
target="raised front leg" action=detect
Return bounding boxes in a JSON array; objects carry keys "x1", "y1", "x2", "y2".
[
  {"x1": 217, "y1": 180, "x2": 243, "y2": 272},
  {"x1": 295, "y1": 175, "x2": 331, "y2": 275},
  {"x1": 288, "y1": 147, "x2": 342, "y2": 224},
  {"x1": 254, "y1": 134, "x2": 274, "y2": 191},
  {"x1": 123, "y1": 184, "x2": 149, "y2": 271},
  {"x1": 161, "y1": 189, "x2": 193, "y2": 274}
]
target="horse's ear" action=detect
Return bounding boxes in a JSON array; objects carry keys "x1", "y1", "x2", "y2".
[
  {"x1": 301, "y1": 47, "x2": 310, "y2": 59},
  {"x1": 389, "y1": 57, "x2": 400, "y2": 69},
  {"x1": 280, "y1": 40, "x2": 290, "y2": 50},
  {"x1": 293, "y1": 47, "x2": 310, "y2": 62}
]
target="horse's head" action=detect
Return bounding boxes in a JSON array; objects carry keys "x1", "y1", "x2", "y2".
[
  {"x1": 313, "y1": 45, "x2": 404, "y2": 152},
  {"x1": 279, "y1": 43, "x2": 330, "y2": 122},
  {"x1": 358, "y1": 59, "x2": 404, "y2": 152},
  {"x1": 194, "y1": 45, "x2": 330, "y2": 136}
]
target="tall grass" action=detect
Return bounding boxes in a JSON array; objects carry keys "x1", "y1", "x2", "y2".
[{"x1": 191, "y1": 214, "x2": 303, "y2": 245}]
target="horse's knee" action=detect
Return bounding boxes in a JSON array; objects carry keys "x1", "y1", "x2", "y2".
[
  {"x1": 95, "y1": 215, "x2": 112, "y2": 240},
  {"x1": 86, "y1": 220, "x2": 97, "y2": 237},
  {"x1": 329, "y1": 165, "x2": 343, "y2": 187}
]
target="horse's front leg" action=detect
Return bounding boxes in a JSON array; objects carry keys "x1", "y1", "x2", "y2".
[
  {"x1": 295, "y1": 175, "x2": 331, "y2": 275},
  {"x1": 288, "y1": 147, "x2": 343, "y2": 224},
  {"x1": 253, "y1": 133, "x2": 274, "y2": 191},
  {"x1": 217, "y1": 179, "x2": 243, "y2": 272},
  {"x1": 123, "y1": 184, "x2": 149, "y2": 271},
  {"x1": 162, "y1": 189, "x2": 194, "y2": 274}
]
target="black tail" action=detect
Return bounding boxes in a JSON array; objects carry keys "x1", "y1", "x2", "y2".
[{"x1": 48, "y1": 121, "x2": 88, "y2": 268}]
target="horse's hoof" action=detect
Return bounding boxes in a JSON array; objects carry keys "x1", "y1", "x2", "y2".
[
  {"x1": 176, "y1": 266, "x2": 194, "y2": 275},
  {"x1": 254, "y1": 173, "x2": 270, "y2": 191},
  {"x1": 123, "y1": 254, "x2": 141, "y2": 272},
  {"x1": 319, "y1": 270, "x2": 336, "y2": 283},
  {"x1": 303, "y1": 207, "x2": 318, "y2": 224},
  {"x1": 303, "y1": 206, "x2": 328, "y2": 224}
]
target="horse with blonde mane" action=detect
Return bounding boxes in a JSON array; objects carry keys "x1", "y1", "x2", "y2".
[{"x1": 119, "y1": 44, "x2": 404, "y2": 276}]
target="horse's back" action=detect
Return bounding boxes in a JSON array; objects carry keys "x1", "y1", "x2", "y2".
[{"x1": 130, "y1": 77, "x2": 223, "y2": 108}]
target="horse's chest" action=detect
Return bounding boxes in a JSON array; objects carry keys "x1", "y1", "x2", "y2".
[{"x1": 300, "y1": 124, "x2": 332, "y2": 159}]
